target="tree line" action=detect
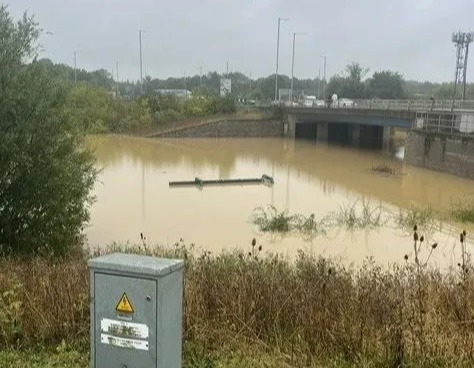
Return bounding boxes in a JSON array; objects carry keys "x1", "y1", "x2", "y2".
[{"x1": 40, "y1": 57, "x2": 474, "y2": 102}]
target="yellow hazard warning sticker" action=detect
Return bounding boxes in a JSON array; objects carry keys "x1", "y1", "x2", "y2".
[{"x1": 116, "y1": 293, "x2": 134, "y2": 313}]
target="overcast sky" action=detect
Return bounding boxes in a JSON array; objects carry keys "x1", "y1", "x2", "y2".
[{"x1": 7, "y1": 0, "x2": 474, "y2": 83}]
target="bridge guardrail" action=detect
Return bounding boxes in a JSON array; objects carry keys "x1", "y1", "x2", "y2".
[
  {"x1": 353, "y1": 99, "x2": 474, "y2": 111},
  {"x1": 279, "y1": 99, "x2": 474, "y2": 111}
]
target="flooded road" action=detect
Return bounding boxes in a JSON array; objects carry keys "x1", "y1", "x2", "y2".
[{"x1": 86, "y1": 136, "x2": 473, "y2": 267}]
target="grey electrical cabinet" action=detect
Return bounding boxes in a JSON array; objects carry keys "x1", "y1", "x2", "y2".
[{"x1": 88, "y1": 253, "x2": 184, "y2": 368}]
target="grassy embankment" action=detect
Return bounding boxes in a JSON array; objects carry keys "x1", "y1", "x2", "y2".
[{"x1": 0, "y1": 225, "x2": 473, "y2": 368}]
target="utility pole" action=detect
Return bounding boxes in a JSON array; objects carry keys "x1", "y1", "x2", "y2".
[
  {"x1": 274, "y1": 17, "x2": 289, "y2": 102},
  {"x1": 139, "y1": 30, "x2": 143, "y2": 94},
  {"x1": 200, "y1": 66, "x2": 203, "y2": 87},
  {"x1": 226, "y1": 61, "x2": 229, "y2": 77}
]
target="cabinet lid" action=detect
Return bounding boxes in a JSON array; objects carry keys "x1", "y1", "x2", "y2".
[{"x1": 88, "y1": 253, "x2": 184, "y2": 277}]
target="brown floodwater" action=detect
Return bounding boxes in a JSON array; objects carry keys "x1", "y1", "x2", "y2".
[{"x1": 86, "y1": 135, "x2": 474, "y2": 268}]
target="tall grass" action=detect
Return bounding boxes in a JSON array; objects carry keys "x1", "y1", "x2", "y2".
[
  {"x1": 252, "y1": 206, "x2": 326, "y2": 236},
  {"x1": 327, "y1": 200, "x2": 387, "y2": 230},
  {"x1": 252, "y1": 206, "x2": 294, "y2": 232},
  {"x1": 0, "y1": 233, "x2": 472, "y2": 366},
  {"x1": 452, "y1": 200, "x2": 474, "y2": 223},
  {"x1": 252, "y1": 201, "x2": 387, "y2": 236},
  {"x1": 396, "y1": 206, "x2": 437, "y2": 230}
]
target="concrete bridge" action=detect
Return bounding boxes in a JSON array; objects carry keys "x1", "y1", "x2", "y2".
[{"x1": 281, "y1": 99, "x2": 474, "y2": 150}]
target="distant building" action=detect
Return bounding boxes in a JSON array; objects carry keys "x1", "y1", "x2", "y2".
[{"x1": 154, "y1": 89, "x2": 191, "y2": 98}]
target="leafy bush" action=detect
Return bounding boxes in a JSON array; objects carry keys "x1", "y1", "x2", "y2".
[
  {"x1": 0, "y1": 7, "x2": 97, "y2": 255},
  {"x1": 111, "y1": 98, "x2": 152, "y2": 132}
]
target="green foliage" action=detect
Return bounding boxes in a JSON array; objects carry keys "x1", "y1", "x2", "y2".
[
  {"x1": 0, "y1": 281, "x2": 23, "y2": 346},
  {"x1": 396, "y1": 207, "x2": 436, "y2": 230},
  {"x1": 0, "y1": 348, "x2": 88, "y2": 368},
  {"x1": 144, "y1": 91, "x2": 236, "y2": 125},
  {"x1": 405, "y1": 80, "x2": 474, "y2": 100},
  {"x1": 326, "y1": 62, "x2": 368, "y2": 99},
  {"x1": 252, "y1": 206, "x2": 294, "y2": 232},
  {"x1": 252, "y1": 206, "x2": 326, "y2": 236},
  {"x1": 37, "y1": 58, "x2": 115, "y2": 89},
  {"x1": 0, "y1": 6, "x2": 97, "y2": 255},
  {"x1": 112, "y1": 97, "x2": 152, "y2": 132},
  {"x1": 66, "y1": 84, "x2": 152, "y2": 133},
  {"x1": 66, "y1": 84, "x2": 234, "y2": 132},
  {"x1": 327, "y1": 200, "x2": 387, "y2": 230},
  {"x1": 452, "y1": 200, "x2": 474, "y2": 223},
  {"x1": 326, "y1": 63, "x2": 408, "y2": 100},
  {"x1": 213, "y1": 95, "x2": 236, "y2": 114},
  {"x1": 368, "y1": 71, "x2": 405, "y2": 99},
  {"x1": 35, "y1": 57, "x2": 474, "y2": 103},
  {"x1": 66, "y1": 84, "x2": 111, "y2": 133}
]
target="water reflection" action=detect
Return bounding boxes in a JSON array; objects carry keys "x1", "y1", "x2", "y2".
[{"x1": 87, "y1": 136, "x2": 473, "y2": 268}]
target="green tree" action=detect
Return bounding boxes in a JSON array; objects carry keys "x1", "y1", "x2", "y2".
[
  {"x1": 0, "y1": 6, "x2": 97, "y2": 255},
  {"x1": 326, "y1": 62, "x2": 368, "y2": 99},
  {"x1": 435, "y1": 82, "x2": 459, "y2": 100},
  {"x1": 344, "y1": 62, "x2": 368, "y2": 98},
  {"x1": 367, "y1": 71, "x2": 405, "y2": 99}
]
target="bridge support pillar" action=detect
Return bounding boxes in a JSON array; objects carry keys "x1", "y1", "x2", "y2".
[
  {"x1": 383, "y1": 127, "x2": 392, "y2": 152},
  {"x1": 316, "y1": 122, "x2": 328, "y2": 143},
  {"x1": 351, "y1": 124, "x2": 360, "y2": 147},
  {"x1": 284, "y1": 114, "x2": 296, "y2": 138}
]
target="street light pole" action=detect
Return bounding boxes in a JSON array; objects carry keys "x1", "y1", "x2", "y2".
[
  {"x1": 290, "y1": 32, "x2": 306, "y2": 103},
  {"x1": 274, "y1": 17, "x2": 289, "y2": 102},
  {"x1": 318, "y1": 68, "x2": 321, "y2": 99},
  {"x1": 139, "y1": 30, "x2": 143, "y2": 94},
  {"x1": 321, "y1": 55, "x2": 327, "y2": 100}
]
